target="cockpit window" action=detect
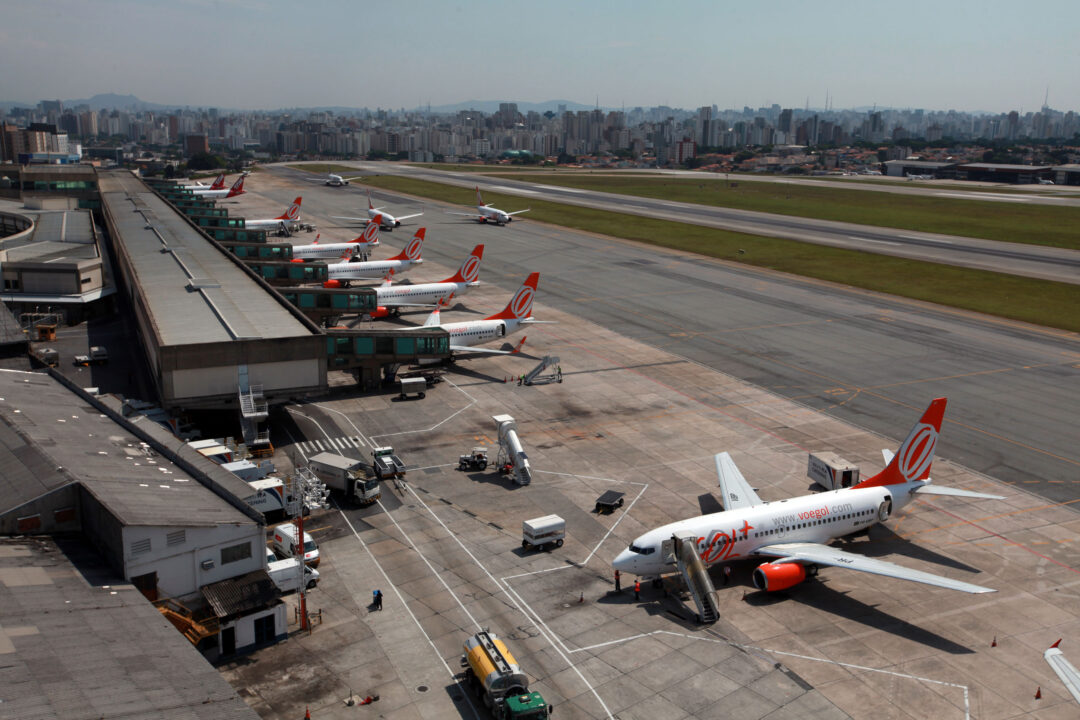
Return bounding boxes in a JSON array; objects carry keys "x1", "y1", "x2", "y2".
[{"x1": 628, "y1": 544, "x2": 655, "y2": 555}]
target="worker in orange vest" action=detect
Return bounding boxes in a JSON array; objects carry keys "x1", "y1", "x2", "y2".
[{"x1": 634, "y1": 579, "x2": 641, "y2": 601}]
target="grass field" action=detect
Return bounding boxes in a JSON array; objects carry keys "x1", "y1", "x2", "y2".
[
  {"x1": 359, "y1": 175, "x2": 1080, "y2": 333},
  {"x1": 483, "y1": 174, "x2": 1080, "y2": 251}
]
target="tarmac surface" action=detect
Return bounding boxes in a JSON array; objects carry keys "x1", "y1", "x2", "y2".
[
  {"x1": 246, "y1": 169, "x2": 1080, "y2": 506},
  {"x1": 214, "y1": 169, "x2": 1080, "y2": 720},
  {"x1": 275, "y1": 162, "x2": 1080, "y2": 285}
]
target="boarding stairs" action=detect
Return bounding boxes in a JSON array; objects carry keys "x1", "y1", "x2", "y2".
[
  {"x1": 237, "y1": 370, "x2": 272, "y2": 454},
  {"x1": 155, "y1": 598, "x2": 220, "y2": 646},
  {"x1": 672, "y1": 535, "x2": 719, "y2": 624},
  {"x1": 523, "y1": 355, "x2": 561, "y2": 386}
]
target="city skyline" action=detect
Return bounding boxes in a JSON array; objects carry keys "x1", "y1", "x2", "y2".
[{"x1": 2, "y1": 0, "x2": 1078, "y2": 114}]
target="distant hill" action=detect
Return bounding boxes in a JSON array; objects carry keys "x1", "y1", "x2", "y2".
[{"x1": 423, "y1": 99, "x2": 601, "y2": 114}]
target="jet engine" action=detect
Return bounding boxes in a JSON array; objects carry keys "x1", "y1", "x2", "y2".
[
  {"x1": 752, "y1": 562, "x2": 808, "y2": 592},
  {"x1": 322, "y1": 280, "x2": 343, "y2": 289}
]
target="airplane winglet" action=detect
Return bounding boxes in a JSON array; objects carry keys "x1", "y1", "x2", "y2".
[
  {"x1": 1052, "y1": 639, "x2": 1063, "y2": 649},
  {"x1": 511, "y1": 336, "x2": 527, "y2": 354}
]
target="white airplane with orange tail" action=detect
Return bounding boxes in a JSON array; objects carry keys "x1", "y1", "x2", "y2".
[
  {"x1": 322, "y1": 228, "x2": 425, "y2": 287},
  {"x1": 331, "y1": 190, "x2": 423, "y2": 230},
  {"x1": 447, "y1": 186, "x2": 529, "y2": 226},
  {"x1": 614, "y1": 398, "x2": 1004, "y2": 594},
  {"x1": 185, "y1": 173, "x2": 226, "y2": 191},
  {"x1": 411, "y1": 271, "x2": 552, "y2": 357},
  {"x1": 243, "y1": 196, "x2": 303, "y2": 232},
  {"x1": 290, "y1": 221, "x2": 381, "y2": 262},
  {"x1": 189, "y1": 174, "x2": 246, "y2": 199},
  {"x1": 372, "y1": 244, "x2": 484, "y2": 315}
]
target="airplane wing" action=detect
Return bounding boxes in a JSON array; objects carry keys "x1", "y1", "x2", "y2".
[
  {"x1": 754, "y1": 542, "x2": 996, "y2": 594},
  {"x1": 330, "y1": 215, "x2": 371, "y2": 223},
  {"x1": 507, "y1": 209, "x2": 531, "y2": 216},
  {"x1": 450, "y1": 337, "x2": 526, "y2": 356},
  {"x1": 520, "y1": 319, "x2": 556, "y2": 325},
  {"x1": 446, "y1": 211, "x2": 482, "y2": 218},
  {"x1": 394, "y1": 212, "x2": 424, "y2": 221},
  {"x1": 1045, "y1": 640, "x2": 1080, "y2": 705},
  {"x1": 714, "y1": 452, "x2": 764, "y2": 511}
]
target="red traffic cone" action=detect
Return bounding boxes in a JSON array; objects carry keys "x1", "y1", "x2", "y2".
[
  {"x1": 305, "y1": 707, "x2": 311, "y2": 719},
  {"x1": 1035, "y1": 686, "x2": 1041, "y2": 700},
  {"x1": 991, "y1": 636, "x2": 997, "y2": 647},
  {"x1": 578, "y1": 592, "x2": 584, "y2": 604}
]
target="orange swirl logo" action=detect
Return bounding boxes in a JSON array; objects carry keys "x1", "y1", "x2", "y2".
[
  {"x1": 285, "y1": 203, "x2": 300, "y2": 220},
  {"x1": 461, "y1": 256, "x2": 480, "y2": 282},
  {"x1": 509, "y1": 286, "x2": 534, "y2": 318},
  {"x1": 405, "y1": 237, "x2": 422, "y2": 259},
  {"x1": 362, "y1": 223, "x2": 378, "y2": 243},
  {"x1": 898, "y1": 423, "x2": 937, "y2": 482}
]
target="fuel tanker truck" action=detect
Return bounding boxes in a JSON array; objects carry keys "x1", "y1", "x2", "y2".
[{"x1": 461, "y1": 631, "x2": 551, "y2": 719}]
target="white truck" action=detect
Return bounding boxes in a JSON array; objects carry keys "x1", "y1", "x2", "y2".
[
  {"x1": 807, "y1": 451, "x2": 860, "y2": 490},
  {"x1": 494, "y1": 415, "x2": 531, "y2": 486},
  {"x1": 309, "y1": 451, "x2": 381, "y2": 505},
  {"x1": 371, "y1": 446, "x2": 406, "y2": 480},
  {"x1": 74, "y1": 345, "x2": 108, "y2": 366},
  {"x1": 522, "y1": 515, "x2": 564, "y2": 551},
  {"x1": 267, "y1": 557, "x2": 320, "y2": 593}
]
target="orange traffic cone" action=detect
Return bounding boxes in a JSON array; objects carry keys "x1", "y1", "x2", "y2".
[
  {"x1": 305, "y1": 707, "x2": 311, "y2": 719},
  {"x1": 991, "y1": 636, "x2": 997, "y2": 647},
  {"x1": 1035, "y1": 686, "x2": 1041, "y2": 700}
]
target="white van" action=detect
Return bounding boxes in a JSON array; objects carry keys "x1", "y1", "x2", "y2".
[
  {"x1": 272, "y1": 524, "x2": 320, "y2": 567},
  {"x1": 268, "y1": 558, "x2": 320, "y2": 593}
]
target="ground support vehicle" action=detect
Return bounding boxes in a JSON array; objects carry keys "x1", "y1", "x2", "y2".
[
  {"x1": 459, "y1": 447, "x2": 489, "y2": 471},
  {"x1": 461, "y1": 631, "x2": 551, "y2": 719},
  {"x1": 309, "y1": 452, "x2": 381, "y2": 505},
  {"x1": 371, "y1": 446, "x2": 405, "y2": 480},
  {"x1": 522, "y1": 515, "x2": 564, "y2": 552}
]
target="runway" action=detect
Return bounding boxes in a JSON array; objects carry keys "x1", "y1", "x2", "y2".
[
  {"x1": 287, "y1": 162, "x2": 1080, "y2": 285},
  {"x1": 251, "y1": 167, "x2": 1080, "y2": 506}
]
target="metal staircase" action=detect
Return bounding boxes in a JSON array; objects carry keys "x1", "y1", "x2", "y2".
[
  {"x1": 673, "y1": 535, "x2": 720, "y2": 624},
  {"x1": 523, "y1": 355, "x2": 561, "y2": 386},
  {"x1": 238, "y1": 365, "x2": 272, "y2": 455}
]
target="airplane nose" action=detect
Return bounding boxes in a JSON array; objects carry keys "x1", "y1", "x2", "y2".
[{"x1": 613, "y1": 549, "x2": 633, "y2": 572}]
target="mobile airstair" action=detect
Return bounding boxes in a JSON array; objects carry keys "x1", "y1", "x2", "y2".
[
  {"x1": 671, "y1": 535, "x2": 719, "y2": 624},
  {"x1": 523, "y1": 355, "x2": 561, "y2": 386}
]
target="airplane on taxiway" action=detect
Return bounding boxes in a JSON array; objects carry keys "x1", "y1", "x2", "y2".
[
  {"x1": 290, "y1": 221, "x2": 381, "y2": 262},
  {"x1": 446, "y1": 186, "x2": 529, "y2": 226},
  {"x1": 321, "y1": 228, "x2": 425, "y2": 287},
  {"x1": 614, "y1": 397, "x2": 1004, "y2": 595},
  {"x1": 332, "y1": 190, "x2": 423, "y2": 230}
]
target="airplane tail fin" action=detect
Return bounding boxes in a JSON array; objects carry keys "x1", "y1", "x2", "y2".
[
  {"x1": 389, "y1": 228, "x2": 425, "y2": 261},
  {"x1": 854, "y1": 398, "x2": 946, "y2": 489},
  {"x1": 354, "y1": 220, "x2": 380, "y2": 246},
  {"x1": 475, "y1": 186, "x2": 486, "y2": 206},
  {"x1": 368, "y1": 189, "x2": 375, "y2": 210},
  {"x1": 485, "y1": 272, "x2": 539, "y2": 321},
  {"x1": 209, "y1": 173, "x2": 225, "y2": 190},
  {"x1": 276, "y1": 197, "x2": 302, "y2": 221},
  {"x1": 312, "y1": 234, "x2": 320, "y2": 245},
  {"x1": 421, "y1": 305, "x2": 443, "y2": 327},
  {"x1": 226, "y1": 175, "x2": 246, "y2": 197},
  {"x1": 441, "y1": 244, "x2": 484, "y2": 283}
]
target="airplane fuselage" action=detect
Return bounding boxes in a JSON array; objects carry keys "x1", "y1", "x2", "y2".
[
  {"x1": 614, "y1": 483, "x2": 919, "y2": 577},
  {"x1": 327, "y1": 258, "x2": 421, "y2": 282},
  {"x1": 292, "y1": 241, "x2": 376, "y2": 261},
  {"x1": 443, "y1": 316, "x2": 524, "y2": 348},
  {"x1": 477, "y1": 206, "x2": 513, "y2": 225},
  {"x1": 376, "y1": 281, "x2": 476, "y2": 307},
  {"x1": 369, "y1": 208, "x2": 402, "y2": 228}
]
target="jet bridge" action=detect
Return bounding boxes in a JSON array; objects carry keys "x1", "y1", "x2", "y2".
[{"x1": 665, "y1": 535, "x2": 719, "y2": 624}]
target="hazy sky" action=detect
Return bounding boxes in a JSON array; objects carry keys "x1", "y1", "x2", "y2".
[{"x1": 2, "y1": 0, "x2": 1077, "y2": 113}]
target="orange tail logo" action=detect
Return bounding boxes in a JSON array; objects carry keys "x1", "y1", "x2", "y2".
[
  {"x1": 278, "y1": 197, "x2": 302, "y2": 220},
  {"x1": 855, "y1": 398, "x2": 946, "y2": 489},
  {"x1": 445, "y1": 245, "x2": 484, "y2": 283},
  {"x1": 486, "y1": 272, "x2": 539, "y2": 320},
  {"x1": 359, "y1": 221, "x2": 379, "y2": 245},
  {"x1": 397, "y1": 228, "x2": 425, "y2": 261},
  {"x1": 226, "y1": 176, "x2": 245, "y2": 196}
]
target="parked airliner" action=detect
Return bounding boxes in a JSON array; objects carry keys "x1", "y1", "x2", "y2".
[
  {"x1": 290, "y1": 222, "x2": 381, "y2": 262},
  {"x1": 189, "y1": 175, "x2": 245, "y2": 199},
  {"x1": 243, "y1": 197, "x2": 303, "y2": 232},
  {"x1": 371, "y1": 244, "x2": 484, "y2": 316},
  {"x1": 411, "y1": 272, "x2": 552, "y2": 358},
  {"x1": 322, "y1": 228, "x2": 425, "y2": 287},
  {"x1": 447, "y1": 186, "x2": 529, "y2": 225},
  {"x1": 1045, "y1": 639, "x2": 1080, "y2": 705},
  {"x1": 184, "y1": 173, "x2": 225, "y2": 191},
  {"x1": 613, "y1": 398, "x2": 1003, "y2": 594},
  {"x1": 332, "y1": 190, "x2": 423, "y2": 230}
]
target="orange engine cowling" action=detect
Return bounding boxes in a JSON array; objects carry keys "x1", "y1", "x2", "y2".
[
  {"x1": 291, "y1": 258, "x2": 304, "y2": 263},
  {"x1": 322, "y1": 279, "x2": 342, "y2": 289},
  {"x1": 752, "y1": 562, "x2": 807, "y2": 592},
  {"x1": 370, "y1": 306, "x2": 392, "y2": 319}
]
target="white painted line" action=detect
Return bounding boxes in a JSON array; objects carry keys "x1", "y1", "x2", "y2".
[
  {"x1": 899, "y1": 234, "x2": 952, "y2": 244},
  {"x1": 490, "y1": 185, "x2": 538, "y2": 194},
  {"x1": 370, "y1": 378, "x2": 478, "y2": 439},
  {"x1": 935, "y1": 192, "x2": 1031, "y2": 203},
  {"x1": 313, "y1": 439, "x2": 325, "y2": 451},
  {"x1": 312, "y1": 403, "x2": 372, "y2": 448},
  {"x1": 848, "y1": 235, "x2": 900, "y2": 246},
  {"x1": 336, "y1": 501, "x2": 481, "y2": 720},
  {"x1": 535, "y1": 184, "x2": 586, "y2": 194}
]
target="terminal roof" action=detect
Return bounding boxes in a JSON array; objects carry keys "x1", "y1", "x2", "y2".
[
  {"x1": 0, "y1": 369, "x2": 256, "y2": 528},
  {"x1": 97, "y1": 170, "x2": 315, "y2": 346},
  {"x1": 0, "y1": 535, "x2": 260, "y2": 720}
]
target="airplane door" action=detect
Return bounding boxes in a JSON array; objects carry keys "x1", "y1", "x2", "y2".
[
  {"x1": 661, "y1": 538, "x2": 676, "y2": 565},
  {"x1": 499, "y1": 323, "x2": 506, "y2": 337}
]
